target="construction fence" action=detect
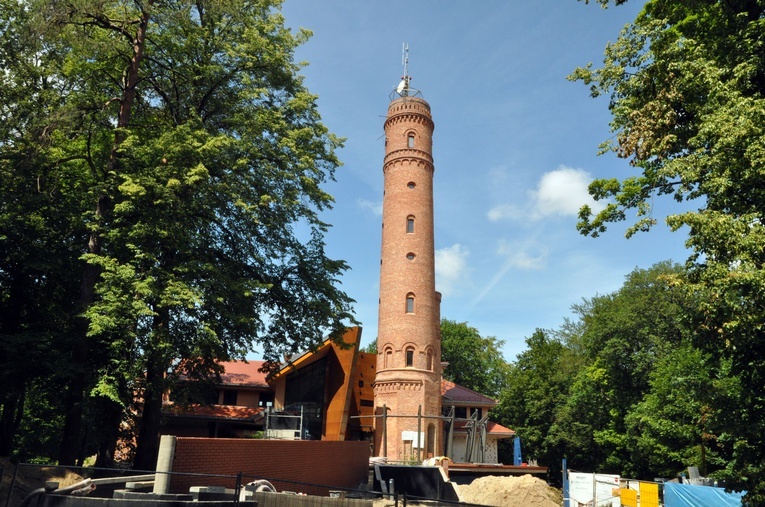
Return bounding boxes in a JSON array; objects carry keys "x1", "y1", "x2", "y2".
[{"x1": 563, "y1": 464, "x2": 745, "y2": 507}]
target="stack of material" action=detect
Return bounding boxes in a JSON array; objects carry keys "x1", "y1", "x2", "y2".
[{"x1": 455, "y1": 474, "x2": 561, "y2": 507}]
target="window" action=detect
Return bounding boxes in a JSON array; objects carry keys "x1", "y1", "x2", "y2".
[
  {"x1": 427, "y1": 423, "x2": 436, "y2": 456},
  {"x1": 284, "y1": 357, "x2": 327, "y2": 440},
  {"x1": 222, "y1": 390, "x2": 238, "y2": 406},
  {"x1": 407, "y1": 216, "x2": 415, "y2": 233},
  {"x1": 407, "y1": 181, "x2": 415, "y2": 189},
  {"x1": 408, "y1": 134, "x2": 415, "y2": 148},
  {"x1": 384, "y1": 347, "x2": 393, "y2": 369},
  {"x1": 405, "y1": 347, "x2": 414, "y2": 367},
  {"x1": 426, "y1": 349, "x2": 433, "y2": 371},
  {"x1": 406, "y1": 252, "x2": 415, "y2": 260},
  {"x1": 406, "y1": 294, "x2": 415, "y2": 313},
  {"x1": 258, "y1": 392, "x2": 274, "y2": 408}
]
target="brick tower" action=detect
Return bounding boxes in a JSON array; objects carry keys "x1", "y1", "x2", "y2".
[{"x1": 374, "y1": 60, "x2": 442, "y2": 461}]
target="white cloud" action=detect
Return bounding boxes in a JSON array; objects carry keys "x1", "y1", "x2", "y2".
[
  {"x1": 487, "y1": 165, "x2": 509, "y2": 186},
  {"x1": 497, "y1": 240, "x2": 548, "y2": 270},
  {"x1": 435, "y1": 244, "x2": 470, "y2": 296},
  {"x1": 531, "y1": 165, "x2": 604, "y2": 218},
  {"x1": 487, "y1": 203, "x2": 524, "y2": 222},
  {"x1": 357, "y1": 198, "x2": 382, "y2": 216},
  {"x1": 469, "y1": 239, "x2": 548, "y2": 309},
  {"x1": 486, "y1": 165, "x2": 604, "y2": 223}
]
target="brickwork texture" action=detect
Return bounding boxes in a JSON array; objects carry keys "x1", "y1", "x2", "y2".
[
  {"x1": 375, "y1": 95, "x2": 443, "y2": 460},
  {"x1": 168, "y1": 438, "x2": 370, "y2": 497}
]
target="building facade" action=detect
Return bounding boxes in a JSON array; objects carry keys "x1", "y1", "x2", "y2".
[{"x1": 374, "y1": 79, "x2": 443, "y2": 461}]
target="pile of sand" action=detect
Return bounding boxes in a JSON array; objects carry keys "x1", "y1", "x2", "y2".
[{"x1": 456, "y1": 474, "x2": 562, "y2": 507}]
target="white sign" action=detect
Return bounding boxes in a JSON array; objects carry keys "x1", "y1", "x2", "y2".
[
  {"x1": 568, "y1": 472, "x2": 621, "y2": 507},
  {"x1": 569, "y1": 472, "x2": 595, "y2": 505},
  {"x1": 401, "y1": 431, "x2": 425, "y2": 449}
]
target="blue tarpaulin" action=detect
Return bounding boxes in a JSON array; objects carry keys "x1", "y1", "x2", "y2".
[
  {"x1": 513, "y1": 437, "x2": 522, "y2": 466},
  {"x1": 664, "y1": 482, "x2": 745, "y2": 507}
]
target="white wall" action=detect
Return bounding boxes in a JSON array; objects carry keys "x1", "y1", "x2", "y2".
[{"x1": 450, "y1": 436, "x2": 500, "y2": 464}]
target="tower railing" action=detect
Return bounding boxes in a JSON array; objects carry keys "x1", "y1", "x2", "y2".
[{"x1": 389, "y1": 87, "x2": 423, "y2": 101}]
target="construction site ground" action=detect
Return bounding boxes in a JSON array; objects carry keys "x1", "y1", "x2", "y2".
[{"x1": 2, "y1": 457, "x2": 561, "y2": 507}]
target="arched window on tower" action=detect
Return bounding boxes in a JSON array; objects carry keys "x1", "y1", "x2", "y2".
[
  {"x1": 406, "y1": 293, "x2": 415, "y2": 313},
  {"x1": 427, "y1": 423, "x2": 436, "y2": 456},
  {"x1": 408, "y1": 133, "x2": 415, "y2": 148},
  {"x1": 405, "y1": 346, "x2": 415, "y2": 367},
  {"x1": 426, "y1": 348, "x2": 434, "y2": 371},
  {"x1": 384, "y1": 346, "x2": 393, "y2": 369},
  {"x1": 406, "y1": 216, "x2": 415, "y2": 234}
]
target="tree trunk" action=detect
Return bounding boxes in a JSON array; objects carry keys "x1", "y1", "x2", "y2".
[
  {"x1": 0, "y1": 392, "x2": 24, "y2": 456},
  {"x1": 92, "y1": 386, "x2": 127, "y2": 468},
  {"x1": 132, "y1": 355, "x2": 165, "y2": 471},
  {"x1": 0, "y1": 274, "x2": 27, "y2": 456},
  {"x1": 58, "y1": 5, "x2": 152, "y2": 465}
]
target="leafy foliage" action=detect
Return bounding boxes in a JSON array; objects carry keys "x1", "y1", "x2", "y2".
[
  {"x1": 492, "y1": 329, "x2": 573, "y2": 479},
  {"x1": 570, "y1": 0, "x2": 765, "y2": 500},
  {"x1": 493, "y1": 263, "x2": 710, "y2": 485},
  {"x1": 625, "y1": 344, "x2": 721, "y2": 478},
  {"x1": 0, "y1": 0, "x2": 355, "y2": 466},
  {"x1": 440, "y1": 319, "x2": 510, "y2": 398}
]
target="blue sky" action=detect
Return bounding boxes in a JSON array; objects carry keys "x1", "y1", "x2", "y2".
[{"x1": 279, "y1": 1, "x2": 690, "y2": 361}]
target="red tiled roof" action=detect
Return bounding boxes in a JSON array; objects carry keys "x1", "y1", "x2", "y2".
[
  {"x1": 486, "y1": 421, "x2": 514, "y2": 435},
  {"x1": 218, "y1": 360, "x2": 268, "y2": 388},
  {"x1": 441, "y1": 379, "x2": 497, "y2": 406},
  {"x1": 164, "y1": 402, "x2": 264, "y2": 422}
]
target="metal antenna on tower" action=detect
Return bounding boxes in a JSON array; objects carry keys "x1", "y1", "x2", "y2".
[
  {"x1": 396, "y1": 43, "x2": 410, "y2": 96},
  {"x1": 402, "y1": 42, "x2": 409, "y2": 79}
]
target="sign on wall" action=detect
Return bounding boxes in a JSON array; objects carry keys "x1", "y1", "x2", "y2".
[
  {"x1": 569, "y1": 472, "x2": 621, "y2": 506},
  {"x1": 401, "y1": 431, "x2": 425, "y2": 449}
]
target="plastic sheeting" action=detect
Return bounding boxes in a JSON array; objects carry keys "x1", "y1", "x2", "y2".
[
  {"x1": 513, "y1": 436, "x2": 522, "y2": 466},
  {"x1": 664, "y1": 482, "x2": 745, "y2": 507}
]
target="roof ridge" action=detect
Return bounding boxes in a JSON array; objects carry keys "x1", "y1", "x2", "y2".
[{"x1": 441, "y1": 378, "x2": 497, "y2": 403}]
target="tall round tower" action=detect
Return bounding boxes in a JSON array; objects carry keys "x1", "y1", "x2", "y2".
[{"x1": 374, "y1": 70, "x2": 442, "y2": 461}]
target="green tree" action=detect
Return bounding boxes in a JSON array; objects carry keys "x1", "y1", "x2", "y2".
[
  {"x1": 440, "y1": 319, "x2": 510, "y2": 398},
  {"x1": 0, "y1": 0, "x2": 355, "y2": 468},
  {"x1": 496, "y1": 264, "x2": 700, "y2": 482},
  {"x1": 580, "y1": 263, "x2": 692, "y2": 474},
  {"x1": 0, "y1": 0, "x2": 89, "y2": 460},
  {"x1": 571, "y1": 0, "x2": 765, "y2": 499},
  {"x1": 625, "y1": 343, "x2": 722, "y2": 478},
  {"x1": 552, "y1": 263, "x2": 700, "y2": 478},
  {"x1": 492, "y1": 329, "x2": 573, "y2": 482}
]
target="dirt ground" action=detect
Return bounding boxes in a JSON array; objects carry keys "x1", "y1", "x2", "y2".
[
  {"x1": 0, "y1": 458, "x2": 85, "y2": 507},
  {"x1": 372, "y1": 474, "x2": 561, "y2": 507}
]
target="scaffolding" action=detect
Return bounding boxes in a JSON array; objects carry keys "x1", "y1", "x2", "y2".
[
  {"x1": 263, "y1": 406, "x2": 304, "y2": 440},
  {"x1": 351, "y1": 404, "x2": 488, "y2": 463}
]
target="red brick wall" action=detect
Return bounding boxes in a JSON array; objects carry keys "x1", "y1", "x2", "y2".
[
  {"x1": 168, "y1": 438, "x2": 370, "y2": 497},
  {"x1": 375, "y1": 95, "x2": 443, "y2": 460}
]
